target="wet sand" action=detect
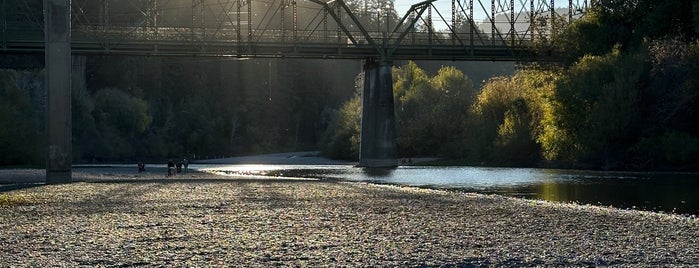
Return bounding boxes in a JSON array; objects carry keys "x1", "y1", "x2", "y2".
[{"x1": 1, "y1": 168, "x2": 698, "y2": 267}]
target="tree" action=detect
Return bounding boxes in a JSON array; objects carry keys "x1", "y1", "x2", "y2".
[
  {"x1": 0, "y1": 70, "x2": 43, "y2": 166},
  {"x1": 469, "y1": 68, "x2": 556, "y2": 165},
  {"x1": 541, "y1": 48, "x2": 646, "y2": 168},
  {"x1": 346, "y1": 0, "x2": 399, "y2": 32},
  {"x1": 393, "y1": 62, "x2": 475, "y2": 157},
  {"x1": 628, "y1": 38, "x2": 699, "y2": 169},
  {"x1": 319, "y1": 87, "x2": 362, "y2": 160},
  {"x1": 392, "y1": 62, "x2": 428, "y2": 156},
  {"x1": 90, "y1": 88, "x2": 152, "y2": 161},
  {"x1": 72, "y1": 79, "x2": 100, "y2": 162}
]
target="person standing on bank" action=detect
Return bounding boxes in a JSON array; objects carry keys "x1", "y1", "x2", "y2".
[
  {"x1": 167, "y1": 159, "x2": 175, "y2": 177},
  {"x1": 183, "y1": 158, "x2": 189, "y2": 173}
]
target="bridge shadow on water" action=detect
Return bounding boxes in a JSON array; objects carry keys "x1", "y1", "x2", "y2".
[{"x1": 361, "y1": 167, "x2": 395, "y2": 178}]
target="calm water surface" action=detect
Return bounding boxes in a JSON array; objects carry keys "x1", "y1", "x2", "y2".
[{"x1": 202, "y1": 164, "x2": 699, "y2": 215}]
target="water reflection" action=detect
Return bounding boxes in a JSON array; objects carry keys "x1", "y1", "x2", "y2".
[
  {"x1": 200, "y1": 165, "x2": 699, "y2": 215},
  {"x1": 529, "y1": 174, "x2": 699, "y2": 214},
  {"x1": 361, "y1": 168, "x2": 395, "y2": 178}
]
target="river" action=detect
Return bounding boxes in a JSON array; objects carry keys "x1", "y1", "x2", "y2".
[{"x1": 201, "y1": 164, "x2": 699, "y2": 216}]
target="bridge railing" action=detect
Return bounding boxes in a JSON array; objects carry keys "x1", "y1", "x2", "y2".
[{"x1": 67, "y1": 25, "x2": 532, "y2": 46}]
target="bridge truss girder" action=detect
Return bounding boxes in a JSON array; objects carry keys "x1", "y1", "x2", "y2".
[{"x1": 1, "y1": 0, "x2": 587, "y2": 61}]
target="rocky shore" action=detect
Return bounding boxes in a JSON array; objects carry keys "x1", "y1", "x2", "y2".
[{"x1": 1, "y1": 168, "x2": 698, "y2": 267}]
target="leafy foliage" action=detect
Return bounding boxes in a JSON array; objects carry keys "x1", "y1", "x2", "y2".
[
  {"x1": 319, "y1": 90, "x2": 362, "y2": 160},
  {"x1": 470, "y1": 69, "x2": 557, "y2": 165},
  {"x1": 0, "y1": 70, "x2": 44, "y2": 166},
  {"x1": 1, "y1": 56, "x2": 359, "y2": 165},
  {"x1": 394, "y1": 63, "x2": 476, "y2": 157},
  {"x1": 540, "y1": 0, "x2": 699, "y2": 170},
  {"x1": 321, "y1": 62, "x2": 478, "y2": 159},
  {"x1": 544, "y1": 49, "x2": 646, "y2": 168},
  {"x1": 322, "y1": 0, "x2": 699, "y2": 170}
]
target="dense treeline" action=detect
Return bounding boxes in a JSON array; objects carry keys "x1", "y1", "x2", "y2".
[
  {"x1": 542, "y1": 0, "x2": 699, "y2": 170},
  {"x1": 0, "y1": 57, "x2": 360, "y2": 165},
  {"x1": 322, "y1": 0, "x2": 699, "y2": 170},
  {"x1": 0, "y1": 69, "x2": 44, "y2": 165}
]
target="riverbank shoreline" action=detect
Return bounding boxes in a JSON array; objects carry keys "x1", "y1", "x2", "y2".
[{"x1": 1, "y1": 168, "x2": 698, "y2": 266}]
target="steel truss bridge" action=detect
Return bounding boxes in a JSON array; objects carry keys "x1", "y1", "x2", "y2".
[
  {"x1": 14, "y1": 0, "x2": 589, "y2": 182},
  {"x1": 4, "y1": 0, "x2": 588, "y2": 61}
]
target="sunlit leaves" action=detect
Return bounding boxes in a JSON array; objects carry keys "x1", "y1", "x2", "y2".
[
  {"x1": 471, "y1": 69, "x2": 557, "y2": 164},
  {"x1": 393, "y1": 62, "x2": 475, "y2": 157},
  {"x1": 431, "y1": 66, "x2": 476, "y2": 104},
  {"x1": 323, "y1": 61, "x2": 477, "y2": 159},
  {"x1": 393, "y1": 61, "x2": 431, "y2": 112},
  {"x1": 547, "y1": 48, "x2": 645, "y2": 166}
]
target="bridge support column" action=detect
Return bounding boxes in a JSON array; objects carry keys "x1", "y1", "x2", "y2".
[
  {"x1": 358, "y1": 59, "x2": 397, "y2": 168},
  {"x1": 44, "y1": 0, "x2": 72, "y2": 183}
]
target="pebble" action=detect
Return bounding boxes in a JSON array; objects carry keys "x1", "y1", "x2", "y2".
[{"x1": 0, "y1": 169, "x2": 698, "y2": 266}]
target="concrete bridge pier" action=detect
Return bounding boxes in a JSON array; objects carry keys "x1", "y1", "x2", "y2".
[
  {"x1": 45, "y1": 0, "x2": 72, "y2": 183},
  {"x1": 358, "y1": 59, "x2": 397, "y2": 168}
]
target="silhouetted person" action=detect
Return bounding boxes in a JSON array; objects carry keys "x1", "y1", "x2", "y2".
[
  {"x1": 176, "y1": 161, "x2": 183, "y2": 173},
  {"x1": 137, "y1": 162, "x2": 145, "y2": 172},
  {"x1": 183, "y1": 158, "x2": 189, "y2": 173},
  {"x1": 167, "y1": 160, "x2": 175, "y2": 176}
]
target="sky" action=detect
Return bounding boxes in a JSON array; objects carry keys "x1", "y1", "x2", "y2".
[
  {"x1": 392, "y1": 0, "x2": 586, "y2": 30},
  {"x1": 393, "y1": 0, "x2": 514, "y2": 30},
  {"x1": 394, "y1": 0, "x2": 503, "y2": 23}
]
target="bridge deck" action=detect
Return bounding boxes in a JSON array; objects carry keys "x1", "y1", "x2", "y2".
[{"x1": 4, "y1": 39, "x2": 530, "y2": 61}]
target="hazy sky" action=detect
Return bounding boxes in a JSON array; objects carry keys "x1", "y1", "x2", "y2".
[
  {"x1": 393, "y1": 0, "x2": 492, "y2": 30},
  {"x1": 393, "y1": 0, "x2": 584, "y2": 21},
  {"x1": 392, "y1": 0, "x2": 584, "y2": 30},
  {"x1": 394, "y1": 0, "x2": 507, "y2": 22}
]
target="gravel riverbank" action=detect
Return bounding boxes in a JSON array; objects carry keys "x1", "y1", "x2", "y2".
[{"x1": 1, "y1": 169, "x2": 698, "y2": 267}]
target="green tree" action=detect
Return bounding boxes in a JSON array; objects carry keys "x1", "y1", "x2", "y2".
[
  {"x1": 319, "y1": 89, "x2": 361, "y2": 160},
  {"x1": 543, "y1": 48, "x2": 646, "y2": 168},
  {"x1": 493, "y1": 99, "x2": 537, "y2": 164},
  {"x1": 72, "y1": 80, "x2": 100, "y2": 162},
  {"x1": 469, "y1": 68, "x2": 556, "y2": 165},
  {"x1": 393, "y1": 61, "x2": 433, "y2": 156},
  {"x1": 627, "y1": 38, "x2": 699, "y2": 169},
  {"x1": 0, "y1": 70, "x2": 43, "y2": 166},
  {"x1": 394, "y1": 62, "x2": 475, "y2": 157},
  {"x1": 91, "y1": 88, "x2": 152, "y2": 161}
]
